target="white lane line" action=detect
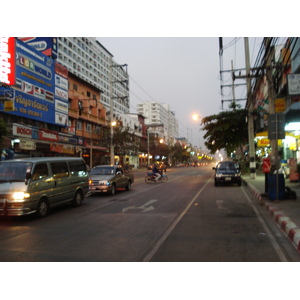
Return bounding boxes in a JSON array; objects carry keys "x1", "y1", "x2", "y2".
[
  {"x1": 241, "y1": 186, "x2": 288, "y2": 262},
  {"x1": 142, "y1": 176, "x2": 213, "y2": 262}
]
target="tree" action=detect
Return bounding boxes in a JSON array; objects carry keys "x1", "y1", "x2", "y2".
[
  {"x1": 201, "y1": 103, "x2": 248, "y2": 157},
  {"x1": 0, "y1": 119, "x2": 8, "y2": 149}
]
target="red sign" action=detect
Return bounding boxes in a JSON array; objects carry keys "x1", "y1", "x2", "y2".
[
  {"x1": 262, "y1": 158, "x2": 271, "y2": 173},
  {"x1": 0, "y1": 37, "x2": 16, "y2": 85}
]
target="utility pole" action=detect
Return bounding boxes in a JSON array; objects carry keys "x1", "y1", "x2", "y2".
[
  {"x1": 244, "y1": 37, "x2": 256, "y2": 179},
  {"x1": 231, "y1": 60, "x2": 236, "y2": 104},
  {"x1": 265, "y1": 39, "x2": 278, "y2": 170},
  {"x1": 109, "y1": 61, "x2": 114, "y2": 165}
]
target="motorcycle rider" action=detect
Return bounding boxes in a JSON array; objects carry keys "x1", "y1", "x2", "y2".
[{"x1": 152, "y1": 163, "x2": 161, "y2": 182}]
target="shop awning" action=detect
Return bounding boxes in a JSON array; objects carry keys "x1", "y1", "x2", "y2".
[{"x1": 284, "y1": 102, "x2": 300, "y2": 123}]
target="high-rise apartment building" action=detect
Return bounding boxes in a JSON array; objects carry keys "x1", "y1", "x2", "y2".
[
  {"x1": 57, "y1": 37, "x2": 129, "y2": 116},
  {"x1": 137, "y1": 101, "x2": 179, "y2": 143}
]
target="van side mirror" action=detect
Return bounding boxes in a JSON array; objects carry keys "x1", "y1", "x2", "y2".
[{"x1": 26, "y1": 171, "x2": 32, "y2": 180}]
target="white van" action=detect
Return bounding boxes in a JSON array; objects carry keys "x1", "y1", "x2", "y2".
[{"x1": 0, "y1": 157, "x2": 90, "y2": 217}]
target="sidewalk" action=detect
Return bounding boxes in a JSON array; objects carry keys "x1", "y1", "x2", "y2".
[{"x1": 243, "y1": 172, "x2": 300, "y2": 251}]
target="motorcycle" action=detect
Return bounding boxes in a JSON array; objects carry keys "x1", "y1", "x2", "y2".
[{"x1": 145, "y1": 172, "x2": 168, "y2": 183}]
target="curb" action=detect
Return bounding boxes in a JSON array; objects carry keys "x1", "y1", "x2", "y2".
[{"x1": 243, "y1": 179, "x2": 300, "y2": 251}]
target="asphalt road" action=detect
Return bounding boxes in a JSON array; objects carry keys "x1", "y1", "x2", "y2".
[{"x1": 0, "y1": 165, "x2": 299, "y2": 262}]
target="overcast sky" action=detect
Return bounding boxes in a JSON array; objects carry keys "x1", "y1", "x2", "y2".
[{"x1": 97, "y1": 37, "x2": 264, "y2": 150}]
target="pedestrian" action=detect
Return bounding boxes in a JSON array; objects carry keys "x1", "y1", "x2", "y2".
[{"x1": 1, "y1": 149, "x2": 7, "y2": 161}]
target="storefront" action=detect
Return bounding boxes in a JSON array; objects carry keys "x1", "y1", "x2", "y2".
[{"x1": 9, "y1": 123, "x2": 85, "y2": 158}]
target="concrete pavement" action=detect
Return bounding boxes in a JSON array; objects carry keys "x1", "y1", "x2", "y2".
[{"x1": 243, "y1": 172, "x2": 300, "y2": 251}]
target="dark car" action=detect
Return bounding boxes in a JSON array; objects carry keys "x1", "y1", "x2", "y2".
[{"x1": 213, "y1": 161, "x2": 241, "y2": 186}]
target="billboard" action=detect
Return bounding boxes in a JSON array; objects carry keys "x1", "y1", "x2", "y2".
[
  {"x1": 0, "y1": 37, "x2": 16, "y2": 85},
  {"x1": 18, "y1": 37, "x2": 58, "y2": 59},
  {"x1": 0, "y1": 39, "x2": 68, "y2": 126}
]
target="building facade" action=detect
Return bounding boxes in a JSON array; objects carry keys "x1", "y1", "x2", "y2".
[
  {"x1": 57, "y1": 37, "x2": 130, "y2": 116},
  {"x1": 137, "y1": 101, "x2": 179, "y2": 144},
  {"x1": 246, "y1": 38, "x2": 300, "y2": 180}
]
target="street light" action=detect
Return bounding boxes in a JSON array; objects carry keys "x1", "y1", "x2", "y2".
[{"x1": 192, "y1": 114, "x2": 202, "y2": 152}]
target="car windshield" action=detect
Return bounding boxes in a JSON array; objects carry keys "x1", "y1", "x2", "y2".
[
  {"x1": 217, "y1": 162, "x2": 238, "y2": 170},
  {"x1": 0, "y1": 162, "x2": 32, "y2": 182},
  {"x1": 90, "y1": 167, "x2": 114, "y2": 175}
]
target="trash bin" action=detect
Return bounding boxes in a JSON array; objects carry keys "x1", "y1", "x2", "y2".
[{"x1": 268, "y1": 174, "x2": 285, "y2": 200}]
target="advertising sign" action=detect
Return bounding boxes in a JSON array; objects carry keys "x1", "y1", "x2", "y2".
[
  {"x1": 287, "y1": 74, "x2": 300, "y2": 95},
  {"x1": 18, "y1": 37, "x2": 58, "y2": 59},
  {"x1": 262, "y1": 157, "x2": 271, "y2": 173},
  {"x1": 0, "y1": 37, "x2": 16, "y2": 85},
  {"x1": 0, "y1": 39, "x2": 68, "y2": 127}
]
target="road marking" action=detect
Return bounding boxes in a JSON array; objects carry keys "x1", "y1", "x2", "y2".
[
  {"x1": 241, "y1": 186, "x2": 288, "y2": 262},
  {"x1": 142, "y1": 175, "x2": 213, "y2": 262},
  {"x1": 122, "y1": 199, "x2": 157, "y2": 213}
]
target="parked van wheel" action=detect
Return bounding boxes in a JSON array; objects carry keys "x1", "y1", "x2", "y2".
[
  {"x1": 36, "y1": 198, "x2": 49, "y2": 218},
  {"x1": 72, "y1": 191, "x2": 83, "y2": 207},
  {"x1": 126, "y1": 181, "x2": 131, "y2": 191},
  {"x1": 110, "y1": 184, "x2": 116, "y2": 195}
]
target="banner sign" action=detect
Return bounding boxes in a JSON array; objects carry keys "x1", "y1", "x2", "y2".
[
  {"x1": 12, "y1": 123, "x2": 84, "y2": 146},
  {"x1": 0, "y1": 37, "x2": 16, "y2": 85}
]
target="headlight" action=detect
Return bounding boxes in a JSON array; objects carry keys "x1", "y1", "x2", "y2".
[
  {"x1": 216, "y1": 174, "x2": 223, "y2": 178},
  {"x1": 12, "y1": 192, "x2": 30, "y2": 201}
]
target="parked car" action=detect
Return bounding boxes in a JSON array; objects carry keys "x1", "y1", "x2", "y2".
[
  {"x1": 213, "y1": 160, "x2": 242, "y2": 186},
  {"x1": 89, "y1": 165, "x2": 134, "y2": 195}
]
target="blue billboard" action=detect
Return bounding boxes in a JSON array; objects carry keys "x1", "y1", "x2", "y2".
[
  {"x1": 18, "y1": 37, "x2": 58, "y2": 59},
  {"x1": 0, "y1": 39, "x2": 68, "y2": 126}
]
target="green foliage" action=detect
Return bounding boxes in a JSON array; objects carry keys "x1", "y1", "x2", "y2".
[
  {"x1": 201, "y1": 104, "x2": 248, "y2": 157},
  {"x1": 0, "y1": 119, "x2": 8, "y2": 148}
]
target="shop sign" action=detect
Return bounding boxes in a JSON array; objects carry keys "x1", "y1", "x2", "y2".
[
  {"x1": 0, "y1": 37, "x2": 16, "y2": 85},
  {"x1": 19, "y1": 139, "x2": 36, "y2": 150},
  {"x1": 50, "y1": 143, "x2": 74, "y2": 154},
  {"x1": 39, "y1": 129, "x2": 58, "y2": 141},
  {"x1": 13, "y1": 123, "x2": 34, "y2": 138},
  {"x1": 257, "y1": 138, "x2": 270, "y2": 147}
]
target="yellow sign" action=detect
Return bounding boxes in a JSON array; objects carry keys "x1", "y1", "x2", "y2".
[
  {"x1": 275, "y1": 98, "x2": 286, "y2": 113},
  {"x1": 257, "y1": 138, "x2": 282, "y2": 147},
  {"x1": 4, "y1": 100, "x2": 14, "y2": 111},
  {"x1": 257, "y1": 138, "x2": 270, "y2": 147}
]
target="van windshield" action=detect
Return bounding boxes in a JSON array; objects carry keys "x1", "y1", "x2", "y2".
[{"x1": 0, "y1": 162, "x2": 32, "y2": 182}]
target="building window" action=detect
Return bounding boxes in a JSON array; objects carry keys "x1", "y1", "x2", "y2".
[
  {"x1": 86, "y1": 123, "x2": 92, "y2": 132},
  {"x1": 73, "y1": 84, "x2": 78, "y2": 91},
  {"x1": 76, "y1": 120, "x2": 82, "y2": 130}
]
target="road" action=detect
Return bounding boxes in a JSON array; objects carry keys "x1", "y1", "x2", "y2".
[{"x1": 0, "y1": 165, "x2": 299, "y2": 262}]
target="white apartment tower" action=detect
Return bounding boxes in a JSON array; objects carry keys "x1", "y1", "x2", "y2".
[
  {"x1": 57, "y1": 37, "x2": 130, "y2": 116},
  {"x1": 137, "y1": 101, "x2": 179, "y2": 143}
]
